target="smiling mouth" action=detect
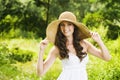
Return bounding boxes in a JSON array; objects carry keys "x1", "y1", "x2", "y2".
[{"x1": 64, "y1": 30, "x2": 70, "y2": 33}]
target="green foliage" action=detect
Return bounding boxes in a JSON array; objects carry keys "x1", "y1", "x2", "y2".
[
  {"x1": 0, "y1": 39, "x2": 39, "y2": 80},
  {"x1": 99, "y1": 0, "x2": 120, "y2": 22},
  {"x1": 0, "y1": 43, "x2": 12, "y2": 65},
  {"x1": 10, "y1": 47, "x2": 34, "y2": 63},
  {"x1": 0, "y1": 64, "x2": 40, "y2": 80},
  {"x1": 0, "y1": 0, "x2": 120, "y2": 39},
  {"x1": 87, "y1": 54, "x2": 120, "y2": 80},
  {"x1": 0, "y1": 28, "x2": 37, "y2": 39},
  {"x1": 83, "y1": 12, "x2": 103, "y2": 28},
  {"x1": 0, "y1": 41, "x2": 35, "y2": 64},
  {"x1": 87, "y1": 37, "x2": 120, "y2": 80},
  {"x1": 98, "y1": 0, "x2": 120, "y2": 40},
  {"x1": 107, "y1": 23, "x2": 120, "y2": 40},
  {"x1": 0, "y1": 64, "x2": 19, "y2": 80},
  {"x1": 0, "y1": 0, "x2": 46, "y2": 38}
]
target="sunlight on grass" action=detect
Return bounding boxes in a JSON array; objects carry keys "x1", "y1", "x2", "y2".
[{"x1": 0, "y1": 37, "x2": 120, "y2": 80}]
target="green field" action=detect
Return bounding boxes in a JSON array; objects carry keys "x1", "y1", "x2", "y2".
[{"x1": 0, "y1": 37, "x2": 120, "y2": 80}]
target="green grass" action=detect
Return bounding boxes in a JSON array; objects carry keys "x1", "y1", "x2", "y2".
[
  {"x1": 0, "y1": 37, "x2": 120, "y2": 80},
  {"x1": 0, "y1": 38, "x2": 40, "y2": 53}
]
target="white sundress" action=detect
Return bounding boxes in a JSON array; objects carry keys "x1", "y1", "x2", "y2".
[{"x1": 57, "y1": 52, "x2": 88, "y2": 80}]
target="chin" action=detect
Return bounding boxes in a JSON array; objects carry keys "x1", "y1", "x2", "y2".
[
  {"x1": 64, "y1": 33, "x2": 72, "y2": 37},
  {"x1": 65, "y1": 35, "x2": 71, "y2": 37}
]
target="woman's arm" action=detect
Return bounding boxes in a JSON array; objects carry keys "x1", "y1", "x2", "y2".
[
  {"x1": 85, "y1": 32, "x2": 111, "y2": 61},
  {"x1": 37, "y1": 39, "x2": 59, "y2": 76}
]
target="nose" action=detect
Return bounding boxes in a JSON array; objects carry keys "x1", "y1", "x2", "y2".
[{"x1": 64, "y1": 24, "x2": 69, "y2": 30}]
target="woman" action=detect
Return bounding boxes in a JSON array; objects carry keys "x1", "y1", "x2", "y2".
[{"x1": 37, "y1": 11, "x2": 111, "y2": 80}]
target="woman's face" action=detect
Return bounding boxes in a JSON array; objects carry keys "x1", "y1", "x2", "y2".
[{"x1": 59, "y1": 21, "x2": 74, "y2": 37}]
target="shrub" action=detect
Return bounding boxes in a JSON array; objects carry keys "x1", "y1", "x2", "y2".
[
  {"x1": 0, "y1": 42, "x2": 35, "y2": 64},
  {"x1": 0, "y1": 43, "x2": 12, "y2": 65},
  {"x1": 83, "y1": 12, "x2": 103, "y2": 28},
  {"x1": 0, "y1": 28, "x2": 38, "y2": 39},
  {"x1": 10, "y1": 47, "x2": 34, "y2": 63}
]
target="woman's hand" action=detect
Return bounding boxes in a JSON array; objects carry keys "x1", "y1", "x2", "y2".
[
  {"x1": 40, "y1": 38, "x2": 49, "y2": 52},
  {"x1": 90, "y1": 32, "x2": 102, "y2": 43}
]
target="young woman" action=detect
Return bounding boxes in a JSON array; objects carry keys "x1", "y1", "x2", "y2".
[{"x1": 37, "y1": 11, "x2": 111, "y2": 80}]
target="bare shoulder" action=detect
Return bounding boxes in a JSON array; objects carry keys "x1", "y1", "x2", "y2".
[
  {"x1": 80, "y1": 39, "x2": 96, "y2": 52},
  {"x1": 79, "y1": 40, "x2": 90, "y2": 53},
  {"x1": 80, "y1": 39, "x2": 89, "y2": 47}
]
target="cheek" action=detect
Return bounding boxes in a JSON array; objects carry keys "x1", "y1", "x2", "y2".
[{"x1": 70, "y1": 26, "x2": 74, "y2": 32}]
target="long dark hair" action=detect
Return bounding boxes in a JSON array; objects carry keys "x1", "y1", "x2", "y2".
[{"x1": 54, "y1": 23, "x2": 87, "y2": 61}]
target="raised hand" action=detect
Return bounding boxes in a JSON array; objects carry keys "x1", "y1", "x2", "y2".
[
  {"x1": 90, "y1": 32, "x2": 102, "y2": 43},
  {"x1": 40, "y1": 38, "x2": 49, "y2": 52}
]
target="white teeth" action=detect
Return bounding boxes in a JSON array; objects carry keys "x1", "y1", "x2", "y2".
[
  {"x1": 65, "y1": 31, "x2": 67, "y2": 32},
  {"x1": 65, "y1": 31, "x2": 69, "y2": 33}
]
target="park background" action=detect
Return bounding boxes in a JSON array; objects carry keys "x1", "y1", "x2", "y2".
[{"x1": 0, "y1": 0, "x2": 120, "y2": 80}]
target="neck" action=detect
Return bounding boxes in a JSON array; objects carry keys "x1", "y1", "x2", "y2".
[{"x1": 66, "y1": 36, "x2": 73, "y2": 45}]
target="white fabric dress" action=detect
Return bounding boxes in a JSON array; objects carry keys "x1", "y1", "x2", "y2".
[{"x1": 57, "y1": 52, "x2": 88, "y2": 80}]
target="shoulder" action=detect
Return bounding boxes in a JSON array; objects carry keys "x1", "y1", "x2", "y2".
[
  {"x1": 80, "y1": 39, "x2": 92, "y2": 50},
  {"x1": 80, "y1": 39, "x2": 95, "y2": 50},
  {"x1": 80, "y1": 39, "x2": 88, "y2": 47}
]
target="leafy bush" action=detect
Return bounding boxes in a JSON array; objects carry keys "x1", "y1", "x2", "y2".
[
  {"x1": 0, "y1": 42, "x2": 34, "y2": 65},
  {"x1": 10, "y1": 47, "x2": 34, "y2": 63},
  {"x1": 83, "y1": 12, "x2": 103, "y2": 28},
  {"x1": 0, "y1": 28, "x2": 38, "y2": 39},
  {"x1": 0, "y1": 41, "x2": 39, "y2": 80},
  {"x1": 0, "y1": 63, "x2": 40, "y2": 80},
  {"x1": 87, "y1": 37, "x2": 120, "y2": 80},
  {"x1": 107, "y1": 23, "x2": 120, "y2": 40},
  {"x1": 0, "y1": 64, "x2": 19, "y2": 80},
  {"x1": 0, "y1": 43, "x2": 12, "y2": 65}
]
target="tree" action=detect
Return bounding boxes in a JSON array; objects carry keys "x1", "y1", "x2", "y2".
[
  {"x1": 83, "y1": 0, "x2": 120, "y2": 39},
  {"x1": 0, "y1": 0, "x2": 47, "y2": 38},
  {"x1": 99, "y1": 0, "x2": 120, "y2": 39},
  {"x1": 1, "y1": 0, "x2": 119, "y2": 39}
]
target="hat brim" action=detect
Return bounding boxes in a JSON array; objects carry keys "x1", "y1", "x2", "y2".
[{"x1": 46, "y1": 19, "x2": 91, "y2": 43}]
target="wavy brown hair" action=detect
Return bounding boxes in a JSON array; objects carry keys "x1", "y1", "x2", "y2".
[{"x1": 54, "y1": 23, "x2": 87, "y2": 61}]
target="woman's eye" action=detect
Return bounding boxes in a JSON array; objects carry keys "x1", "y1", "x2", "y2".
[
  {"x1": 60, "y1": 24, "x2": 65, "y2": 27},
  {"x1": 68, "y1": 23, "x2": 72, "y2": 26}
]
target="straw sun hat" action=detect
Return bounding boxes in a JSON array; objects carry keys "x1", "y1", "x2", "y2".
[{"x1": 46, "y1": 11, "x2": 91, "y2": 43}]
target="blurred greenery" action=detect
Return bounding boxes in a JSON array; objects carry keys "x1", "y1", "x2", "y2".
[
  {"x1": 0, "y1": 0, "x2": 120, "y2": 80},
  {"x1": 0, "y1": 0, "x2": 120, "y2": 39},
  {"x1": 0, "y1": 36, "x2": 120, "y2": 80}
]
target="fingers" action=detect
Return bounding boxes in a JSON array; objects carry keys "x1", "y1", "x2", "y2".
[
  {"x1": 40, "y1": 38, "x2": 49, "y2": 45},
  {"x1": 42, "y1": 39, "x2": 48, "y2": 44},
  {"x1": 90, "y1": 32, "x2": 99, "y2": 37},
  {"x1": 90, "y1": 32, "x2": 102, "y2": 42},
  {"x1": 39, "y1": 38, "x2": 49, "y2": 51},
  {"x1": 40, "y1": 38, "x2": 49, "y2": 46}
]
